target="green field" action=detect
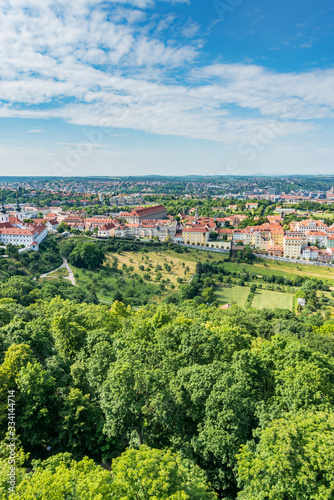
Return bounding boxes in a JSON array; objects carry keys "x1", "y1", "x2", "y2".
[
  {"x1": 221, "y1": 258, "x2": 334, "y2": 284},
  {"x1": 215, "y1": 285, "x2": 294, "y2": 310},
  {"x1": 252, "y1": 289, "x2": 293, "y2": 310},
  {"x1": 215, "y1": 286, "x2": 250, "y2": 307}
]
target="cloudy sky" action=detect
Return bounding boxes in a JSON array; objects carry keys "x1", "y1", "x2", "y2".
[{"x1": 0, "y1": 0, "x2": 333, "y2": 176}]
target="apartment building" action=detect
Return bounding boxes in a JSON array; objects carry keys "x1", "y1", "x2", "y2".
[
  {"x1": 283, "y1": 235, "x2": 307, "y2": 258},
  {"x1": 305, "y1": 230, "x2": 327, "y2": 248},
  {"x1": 269, "y1": 226, "x2": 284, "y2": 246},
  {"x1": 301, "y1": 247, "x2": 319, "y2": 261},
  {"x1": 253, "y1": 230, "x2": 271, "y2": 250},
  {"x1": 111, "y1": 222, "x2": 176, "y2": 242},
  {"x1": 232, "y1": 229, "x2": 246, "y2": 242},
  {"x1": 295, "y1": 219, "x2": 327, "y2": 232},
  {"x1": 97, "y1": 222, "x2": 116, "y2": 238},
  {"x1": 267, "y1": 245, "x2": 283, "y2": 257},
  {"x1": 121, "y1": 205, "x2": 167, "y2": 224},
  {"x1": 218, "y1": 228, "x2": 234, "y2": 240},
  {"x1": 0, "y1": 224, "x2": 48, "y2": 250},
  {"x1": 84, "y1": 216, "x2": 111, "y2": 231},
  {"x1": 246, "y1": 203, "x2": 258, "y2": 210},
  {"x1": 62, "y1": 215, "x2": 85, "y2": 228},
  {"x1": 45, "y1": 219, "x2": 59, "y2": 233},
  {"x1": 114, "y1": 224, "x2": 136, "y2": 238},
  {"x1": 182, "y1": 227, "x2": 209, "y2": 245}
]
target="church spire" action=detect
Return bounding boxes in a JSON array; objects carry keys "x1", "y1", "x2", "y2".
[
  {"x1": 16, "y1": 191, "x2": 21, "y2": 212},
  {"x1": 0, "y1": 192, "x2": 6, "y2": 214}
]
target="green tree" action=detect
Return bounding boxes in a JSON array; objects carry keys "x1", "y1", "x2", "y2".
[
  {"x1": 196, "y1": 351, "x2": 265, "y2": 494},
  {"x1": 58, "y1": 388, "x2": 103, "y2": 459},
  {"x1": 57, "y1": 221, "x2": 71, "y2": 233},
  {"x1": 0, "y1": 344, "x2": 34, "y2": 434},
  {"x1": 202, "y1": 287, "x2": 214, "y2": 303},
  {"x1": 237, "y1": 411, "x2": 334, "y2": 500},
  {"x1": 114, "y1": 291, "x2": 123, "y2": 302},
  {"x1": 0, "y1": 277, "x2": 35, "y2": 305},
  {"x1": 6, "y1": 243, "x2": 19, "y2": 258},
  {"x1": 110, "y1": 445, "x2": 217, "y2": 499},
  {"x1": 12, "y1": 454, "x2": 113, "y2": 499},
  {"x1": 68, "y1": 242, "x2": 105, "y2": 269},
  {"x1": 16, "y1": 362, "x2": 57, "y2": 451},
  {"x1": 51, "y1": 316, "x2": 87, "y2": 359}
]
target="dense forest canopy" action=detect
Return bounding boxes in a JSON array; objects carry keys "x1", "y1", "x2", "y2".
[{"x1": 0, "y1": 270, "x2": 333, "y2": 498}]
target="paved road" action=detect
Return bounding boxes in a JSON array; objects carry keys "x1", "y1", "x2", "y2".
[
  {"x1": 40, "y1": 257, "x2": 76, "y2": 286},
  {"x1": 178, "y1": 243, "x2": 334, "y2": 269}
]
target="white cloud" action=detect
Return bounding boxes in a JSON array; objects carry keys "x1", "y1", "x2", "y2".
[
  {"x1": 181, "y1": 19, "x2": 200, "y2": 38},
  {"x1": 192, "y1": 64, "x2": 334, "y2": 120},
  {"x1": 0, "y1": 0, "x2": 332, "y2": 149}
]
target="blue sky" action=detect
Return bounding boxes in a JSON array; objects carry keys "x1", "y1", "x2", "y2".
[{"x1": 0, "y1": 0, "x2": 333, "y2": 177}]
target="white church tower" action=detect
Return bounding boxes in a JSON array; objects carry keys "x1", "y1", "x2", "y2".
[{"x1": 0, "y1": 200, "x2": 9, "y2": 223}]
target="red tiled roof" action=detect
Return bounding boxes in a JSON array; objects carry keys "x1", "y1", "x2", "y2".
[
  {"x1": 183, "y1": 227, "x2": 209, "y2": 233},
  {"x1": 99, "y1": 223, "x2": 115, "y2": 230},
  {"x1": 8, "y1": 216, "x2": 22, "y2": 224},
  {"x1": 0, "y1": 227, "x2": 35, "y2": 235},
  {"x1": 130, "y1": 205, "x2": 166, "y2": 217},
  {"x1": 305, "y1": 230, "x2": 327, "y2": 236}
]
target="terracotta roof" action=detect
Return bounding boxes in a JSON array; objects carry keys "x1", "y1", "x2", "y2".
[
  {"x1": 130, "y1": 205, "x2": 166, "y2": 217},
  {"x1": 183, "y1": 227, "x2": 209, "y2": 233},
  {"x1": 8, "y1": 216, "x2": 22, "y2": 224},
  {"x1": 297, "y1": 219, "x2": 326, "y2": 227},
  {"x1": 0, "y1": 227, "x2": 35, "y2": 235},
  {"x1": 99, "y1": 222, "x2": 115, "y2": 230},
  {"x1": 285, "y1": 236, "x2": 304, "y2": 240},
  {"x1": 305, "y1": 230, "x2": 327, "y2": 236}
]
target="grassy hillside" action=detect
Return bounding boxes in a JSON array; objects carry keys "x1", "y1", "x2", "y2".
[
  {"x1": 105, "y1": 250, "x2": 196, "y2": 286},
  {"x1": 48, "y1": 237, "x2": 334, "y2": 311},
  {"x1": 221, "y1": 257, "x2": 334, "y2": 284}
]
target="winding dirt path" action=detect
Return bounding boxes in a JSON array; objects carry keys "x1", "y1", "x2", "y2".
[{"x1": 40, "y1": 257, "x2": 76, "y2": 286}]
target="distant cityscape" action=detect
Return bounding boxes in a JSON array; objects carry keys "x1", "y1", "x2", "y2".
[{"x1": 2, "y1": 176, "x2": 334, "y2": 263}]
